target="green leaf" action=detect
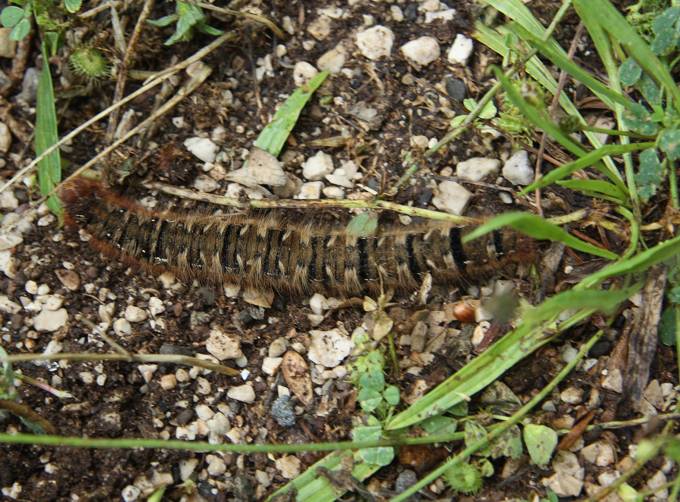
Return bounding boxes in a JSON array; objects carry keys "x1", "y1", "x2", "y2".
[
  {"x1": 443, "y1": 462, "x2": 482, "y2": 495},
  {"x1": 359, "y1": 368, "x2": 385, "y2": 392},
  {"x1": 464, "y1": 421, "x2": 491, "y2": 457},
  {"x1": 353, "y1": 424, "x2": 394, "y2": 466},
  {"x1": 556, "y1": 179, "x2": 626, "y2": 203},
  {"x1": 197, "y1": 23, "x2": 224, "y2": 36},
  {"x1": 574, "y1": 0, "x2": 680, "y2": 113},
  {"x1": 147, "y1": 14, "x2": 178, "y2": 27},
  {"x1": 635, "y1": 148, "x2": 664, "y2": 202},
  {"x1": 622, "y1": 103, "x2": 659, "y2": 135},
  {"x1": 357, "y1": 388, "x2": 382, "y2": 413},
  {"x1": 659, "y1": 306, "x2": 678, "y2": 346},
  {"x1": 669, "y1": 286, "x2": 680, "y2": 304},
  {"x1": 346, "y1": 212, "x2": 379, "y2": 238},
  {"x1": 523, "y1": 424, "x2": 558, "y2": 467},
  {"x1": 10, "y1": 17, "x2": 30, "y2": 41},
  {"x1": 421, "y1": 416, "x2": 458, "y2": 435},
  {"x1": 521, "y1": 142, "x2": 652, "y2": 194},
  {"x1": 268, "y1": 450, "x2": 381, "y2": 501},
  {"x1": 464, "y1": 98, "x2": 497, "y2": 119},
  {"x1": 463, "y1": 212, "x2": 618, "y2": 260},
  {"x1": 1, "y1": 6, "x2": 25, "y2": 27},
  {"x1": 637, "y1": 74, "x2": 661, "y2": 106},
  {"x1": 35, "y1": 42, "x2": 62, "y2": 218},
  {"x1": 619, "y1": 58, "x2": 642, "y2": 86},
  {"x1": 64, "y1": 0, "x2": 82, "y2": 14},
  {"x1": 521, "y1": 287, "x2": 639, "y2": 330},
  {"x1": 652, "y1": 7, "x2": 680, "y2": 34},
  {"x1": 659, "y1": 129, "x2": 680, "y2": 160},
  {"x1": 383, "y1": 385, "x2": 400, "y2": 406},
  {"x1": 254, "y1": 70, "x2": 329, "y2": 156},
  {"x1": 651, "y1": 26, "x2": 677, "y2": 55},
  {"x1": 491, "y1": 425, "x2": 523, "y2": 459}
]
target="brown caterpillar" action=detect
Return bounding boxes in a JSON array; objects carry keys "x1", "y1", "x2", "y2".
[{"x1": 60, "y1": 178, "x2": 537, "y2": 297}]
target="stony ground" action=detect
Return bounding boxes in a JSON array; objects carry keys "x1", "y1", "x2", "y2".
[{"x1": 0, "y1": 0, "x2": 678, "y2": 501}]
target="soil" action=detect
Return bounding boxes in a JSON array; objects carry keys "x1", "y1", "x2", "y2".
[{"x1": 0, "y1": 1, "x2": 677, "y2": 501}]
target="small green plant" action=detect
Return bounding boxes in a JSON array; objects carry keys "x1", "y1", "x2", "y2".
[
  {"x1": 148, "y1": 1, "x2": 223, "y2": 46},
  {"x1": 349, "y1": 326, "x2": 400, "y2": 467},
  {"x1": 1, "y1": 4, "x2": 31, "y2": 40},
  {"x1": 0, "y1": 0, "x2": 82, "y2": 42}
]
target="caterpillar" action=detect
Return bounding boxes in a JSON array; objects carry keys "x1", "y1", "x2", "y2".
[{"x1": 60, "y1": 178, "x2": 537, "y2": 297}]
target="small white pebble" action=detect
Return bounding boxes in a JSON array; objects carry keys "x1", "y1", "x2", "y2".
[
  {"x1": 227, "y1": 384, "x2": 256, "y2": 403},
  {"x1": 356, "y1": 25, "x2": 394, "y2": 60},
  {"x1": 124, "y1": 305, "x2": 148, "y2": 323},
  {"x1": 184, "y1": 137, "x2": 219, "y2": 163},
  {"x1": 401, "y1": 36, "x2": 440, "y2": 67},
  {"x1": 293, "y1": 61, "x2": 318, "y2": 86},
  {"x1": 447, "y1": 34, "x2": 474, "y2": 65},
  {"x1": 113, "y1": 318, "x2": 132, "y2": 336},
  {"x1": 502, "y1": 150, "x2": 534, "y2": 185}
]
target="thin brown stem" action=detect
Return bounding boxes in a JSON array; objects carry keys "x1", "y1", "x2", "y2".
[
  {"x1": 533, "y1": 22, "x2": 584, "y2": 216},
  {"x1": 106, "y1": 0, "x2": 156, "y2": 141}
]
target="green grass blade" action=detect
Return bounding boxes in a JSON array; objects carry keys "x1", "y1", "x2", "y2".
[
  {"x1": 520, "y1": 142, "x2": 654, "y2": 194},
  {"x1": 479, "y1": 0, "x2": 549, "y2": 35},
  {"x1": 508, "y1": 23, "x2": 635, "y2": 113},
  {"x1": 35, "y1": 41, "x2": 62, "y2": 218},
  {"x1": 474, "y1": 22, "x2": 623, "y2": 186},
  {"x1": 495, "y1": 67, "x2": 585, "y2": 157},
  {"x1": 386, "y1": 322, "x2": 550, "y2": 430},
  {"x1": 578, "y1": 233, "x2": 680, "y2": 289},
  {"x1": 555, "y1": 179, "x2": 626, "y2": 203},
  {"x1": 462, "y1": 212, "x2": 618, "y2": 259},
  {"x1": 574, "y1": 0, "x2": 680, "y2": 111},
  {"x1": 254, "y1": 71, "x2": 329, "y2": 157},
  {"x1": 520, "y1": 287, "x2": 638, "y2": 330},
  {"x1": 266, "y1": 450, "x2": 380, "y2": 502},
  {"x1": 386, "y1": 286, "x2": 634, "y2": 430}
]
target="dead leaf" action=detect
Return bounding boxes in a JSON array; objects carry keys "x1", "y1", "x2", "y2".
[{"x1": 281, "y1": 351, "x2": 314, "y2": 406}]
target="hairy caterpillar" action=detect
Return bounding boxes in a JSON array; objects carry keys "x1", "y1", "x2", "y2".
[{"x1": 60, "y1": 179, "x2": 537, "y2": 296}]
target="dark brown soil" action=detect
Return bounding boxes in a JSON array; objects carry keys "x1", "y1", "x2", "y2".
[{"x1": 0, "y1": 1, "x2": 677, "y2": 501}]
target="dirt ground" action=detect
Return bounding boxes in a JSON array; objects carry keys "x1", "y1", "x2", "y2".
[{"x1": 0, "y1": 0, "x2": 678, "y2": 501}]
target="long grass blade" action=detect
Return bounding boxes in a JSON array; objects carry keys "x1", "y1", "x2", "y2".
[
  {"x1": 473, "y1": 22, "x2": 623, "y2": 185},
  {"x1": 574, "y1": 0, "x2": 680, "y2": 111},
  {"x1": 35, "y1": 42, "x2": 62, "y2": 217},
  {"x1": 463, "y1": 212, "x2": 618, "y2": 259},
  {"x1": 521, "y1": 142, "x2": 654, "y2": 194}
]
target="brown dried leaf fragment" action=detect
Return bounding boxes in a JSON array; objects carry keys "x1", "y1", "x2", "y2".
[{"x1": 281, "y1": 350, "x2": 313, "y2": 406}]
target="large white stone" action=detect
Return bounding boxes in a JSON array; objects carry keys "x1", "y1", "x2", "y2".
[
  {"x1": 401, "y1": 37, "x2": 440, "y2": 67},
  {"x1": 432, "y1": 180, "x2": 471, "y2": 215},
  {"x1": 356, "y1": 25, "x2": 394, "y2": 60},
  {"x1": 33, "y1": 308, "x2": 68, "y2": 332},
  {"x1": 456, "y1": 157, "x2": 500, "y2": 181},
  {"x1": 308, "y1": 329, "x2": 352, "y2": 368},
  {"x1": 502, "y1": 150, "x2": 533, "y2": 185},
  {"x1": 206, "y1": 328, "x2": 243, "y2": 360},
  {"x1": 293, "y1": 61, "x2": 318, "y2": 86},
  {"x1": 227, "y1": 384, "x2": 256, "y2": 403},
  {"x1": 184, "y1": 137, "x2": 219, "y2": 163},
  {"x1": 302, "y1": 151, "x2": 334, "y2": 181}
]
